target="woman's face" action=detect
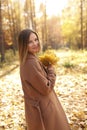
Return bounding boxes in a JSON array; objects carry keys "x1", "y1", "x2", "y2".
[{"x1": 27, "y1": 33, "x2": 40, "y2": 54}]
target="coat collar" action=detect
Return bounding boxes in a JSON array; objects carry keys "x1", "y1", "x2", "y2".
[{"x1": 27, "y1": 53, "x2": 36, "y2": 59}]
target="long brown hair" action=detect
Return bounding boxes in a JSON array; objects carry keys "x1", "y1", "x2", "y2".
[{"x1": 18, "y1": 29, "x2": 40, "y2": 64}]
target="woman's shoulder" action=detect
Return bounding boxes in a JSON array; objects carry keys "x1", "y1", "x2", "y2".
[
  {"x1": 27, "y1": 54, "x2": 39, "y2": 65},
  {"x1": 21, "y1": 54, "x2": 40, "y2": 69},
  {"x1": 20, "y1": 54, "x2": 44, "y2": 76},
  {"x1": 27, "y1": 53, "x2": 36, "y2": 60}
]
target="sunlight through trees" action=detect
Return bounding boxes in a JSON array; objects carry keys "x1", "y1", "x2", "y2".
[{"x1": 0, "y1": 0, "x2": 87, "y2": 62}]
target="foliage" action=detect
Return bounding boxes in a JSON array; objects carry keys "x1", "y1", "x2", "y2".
[
  {"x1": 0, "y1": 0, "x2": 87, "y2": 60},
  {"x1": 56, "y1": 49, "x2": 87, "y2": 74},
  {"x1": 0, "y1": 0, "x2": 87, "y2": 63},
  {"x1": 0, "y1": 50, "x2": 18, "y2": 69},
  {"x1": 39, "y1": 49, "x2": 59, "y2": 66},
  {"x1": 61, "y1": 0, "x2": 87, "y2": 49},
  {"x1": 1, "y1": 0, "x2": 21, "y2": 46},
  {"x1": 62, "y1": 60, "x2": 75, "y2": 68}
]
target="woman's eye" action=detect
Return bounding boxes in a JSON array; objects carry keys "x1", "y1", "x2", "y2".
[
  {"x1": 28, "y1": 38, "x2": 38, "y2": 44},
  {"x1": 28, "y1": 41, "x2": 32, "y2": 44},
  {"x1": 35, "y1": 38, "x2": 38, "y2": 41}
]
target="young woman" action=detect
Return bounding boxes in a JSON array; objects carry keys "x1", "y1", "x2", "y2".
[{"x1": 18, "y1": 29, "x2": 70, "y2": 130}]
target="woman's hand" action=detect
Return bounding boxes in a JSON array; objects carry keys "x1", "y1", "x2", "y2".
[{"x1": 46, "y1": 65, "x2": 56, "y2": 88}]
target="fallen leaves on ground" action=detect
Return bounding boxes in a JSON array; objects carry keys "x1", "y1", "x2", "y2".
[
  {"x1": 0, "y1": 50, "x2": 87, "y2": 130},
  {"x1": 0, "y1": 68, "x2": 26, "y2": 130},
  {"x1": 55, "y1": 74, "x2": 87, "y2": 130}
]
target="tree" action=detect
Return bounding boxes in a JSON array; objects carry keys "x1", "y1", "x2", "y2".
[
  {"x1": 1, "y1": 0, "x2": 22, "y2": 53},
  {"x1": 83, "y1": 0, "x2": 87, "y2": 48},
  {"x1": 35, "y1": 1, "x2": 62, "y2": 50},
  {"x1": 47, "y1": 16, "x2": 62, "y2": 49},
  {"x1": 61, "y1": 0, "x2": 87, "y2": 49},
  {"x1": 39, "y1": 2, "x2": 47, "y2": 50},
  {"x1": 0, "y1": 0, "x2": 5, "y2": 62},
  {"x1": 24, "y1": 0, "x2": 36, "y2": 30},
  {"x1": 6, "y1": 0, "x2": 21, "y2": 50}
]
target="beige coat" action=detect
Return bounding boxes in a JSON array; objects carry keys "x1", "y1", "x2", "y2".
[{"x1": 20, "y1": 53, "x2": 70, "y2": 130}]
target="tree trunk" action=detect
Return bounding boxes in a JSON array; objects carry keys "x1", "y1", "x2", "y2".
[
  {"x1": 80, "y1": 0, "x2": 84, "y2": 49},
  {"x1": 0, "y1": 0, "x2": 5, "y2": 62}
]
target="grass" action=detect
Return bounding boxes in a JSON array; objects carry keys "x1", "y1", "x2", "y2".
[
  {"x1": 0, "y1": 50, "x2": 19, "y2": 75},
  {"x1": 0, "y1": 49, "x2": 87, "y2": 75},
  {"x1": 62, "y1": 60, "x2": 75, "y2": 68},
  {"x1": 55, "y1": 49, "x2": 87, "y2": 74}
]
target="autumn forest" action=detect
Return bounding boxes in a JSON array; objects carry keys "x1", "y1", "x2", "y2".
[{"x1": 0, "y1": 0, "x2": 87, "y2": 62}]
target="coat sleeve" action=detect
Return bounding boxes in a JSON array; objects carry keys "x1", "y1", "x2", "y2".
[
  {"x1": 46, "y1": 65, "x2": 56, "y2": 88},
  {"x1": 22, "y1": 59, "x2": 56, "y2": 96}
]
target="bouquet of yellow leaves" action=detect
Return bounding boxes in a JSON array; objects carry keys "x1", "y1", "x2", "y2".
[{"x1": 39, "y1": 49, "x2": 59, "y2": 66}]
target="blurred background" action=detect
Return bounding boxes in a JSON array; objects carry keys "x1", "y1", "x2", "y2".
[{"x1": 0, "y1": 0, "x2": 87, "y2": 62}]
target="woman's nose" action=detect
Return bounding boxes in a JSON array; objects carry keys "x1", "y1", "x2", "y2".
[{"x1": 33, "y1": 41, "x2": 37, "y2": 45}]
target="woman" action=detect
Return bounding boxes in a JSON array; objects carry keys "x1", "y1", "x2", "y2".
[{"x1": 18, "y1": 29, "x2": 70, "y2": 130}]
